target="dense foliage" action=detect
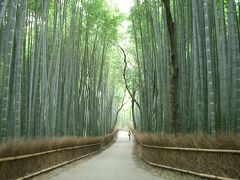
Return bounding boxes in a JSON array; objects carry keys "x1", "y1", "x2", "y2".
[
  {"x1": 129, "y1": 0, "x2": 240, "y2": 135},
  {"x1": 1, "y1": 0, "x2": 239, "y2": 140},
  {"x1": 0, "y1": 0, "x2": 123, "y2": 140}
]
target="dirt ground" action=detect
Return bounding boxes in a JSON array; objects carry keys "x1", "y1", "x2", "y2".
[{"x1": 34, "y1": 131, "x2": 202, "y2": 180}]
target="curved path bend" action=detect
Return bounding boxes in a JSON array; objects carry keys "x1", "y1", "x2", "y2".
[
  {"x1": 50, "y1": 131, "x2": 161, "y2": 180},
  {"x1": 39, "y1": 131, "x2": 197, "y2": 180}
]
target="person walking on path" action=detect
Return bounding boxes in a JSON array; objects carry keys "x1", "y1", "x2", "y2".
[{"x1": 128, "y1": 130, "x2": 131, "y2": 140}]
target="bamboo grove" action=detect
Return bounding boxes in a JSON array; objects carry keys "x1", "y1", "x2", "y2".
[
  {"x1": 129, "y1": 0, "x2": 240, "y2": 135},
  {"x1": 0, "y1": 0, "x2": 123, "y2": 141}
]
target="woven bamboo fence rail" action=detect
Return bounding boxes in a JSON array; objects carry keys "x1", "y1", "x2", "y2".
[
  {"x1": 140, "y1": 142, "x2": 240, "y2": 154},
  {"x1": 0, "y1": 132, "x2": 117, "y2": 179},
  {"x1": 136, "y1": 140, "x2": 240, "y2": 180}
]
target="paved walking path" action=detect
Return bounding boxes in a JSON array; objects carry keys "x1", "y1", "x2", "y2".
[{"x1": 50, "y1": 131, "x2": 162, "y2": 180}]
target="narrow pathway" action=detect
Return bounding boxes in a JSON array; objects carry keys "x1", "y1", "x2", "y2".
[{"x1": 50, "y1": 131, "x2": 162, "y2": 180}]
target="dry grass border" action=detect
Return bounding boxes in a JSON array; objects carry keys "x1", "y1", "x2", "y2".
[
  {"x1": 133, "y1": 130, "x2": 240, "y2": 150},
  {"x1": 0, "y1": 133, "x2": 115, "y2": 158},
  {"x1": 0, "y1": 131, "x2": 118, "y2": 179},
  {"x1": 133, "y1": 130, "x2": 240, "y2": 179}
]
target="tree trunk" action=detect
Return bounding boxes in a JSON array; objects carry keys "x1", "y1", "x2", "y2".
[{"x1": 162, "y1": 0, "x2": 179, "y2": 135}]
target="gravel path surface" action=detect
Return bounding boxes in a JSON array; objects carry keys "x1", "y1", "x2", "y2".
[{"x1": 35, "y1": 131, "x2": 200, "y2": 180}]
